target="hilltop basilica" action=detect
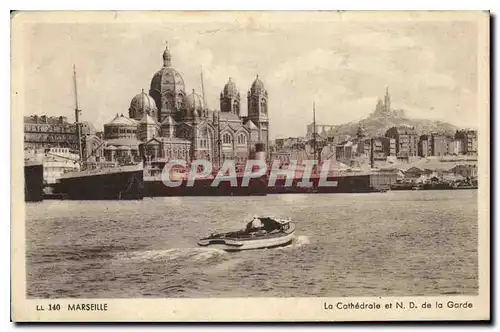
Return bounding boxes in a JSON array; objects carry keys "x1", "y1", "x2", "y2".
[{"x1": 87, "y1": 42, "x2": 269, "y2": 166}]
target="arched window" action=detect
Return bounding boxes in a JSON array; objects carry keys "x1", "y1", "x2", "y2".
[
  {"x1": 223, "y1": 133, "x2": 232, "y2": 144},
  {"x1": 260, "y1": 99, "x2": 267, "y2": 114},
  {"x1": 233, "y1": 100, "x2": 239, "y2": 114},
  {"x1": 237, "y1": 134, "x2": 246, "y2": 145}
]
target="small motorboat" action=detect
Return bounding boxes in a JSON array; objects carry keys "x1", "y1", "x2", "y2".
[{"x1": 197, "y1": 217, "x2": 296, "y2": 252}]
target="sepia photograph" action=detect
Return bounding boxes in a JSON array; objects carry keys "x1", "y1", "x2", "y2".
[{"x1": 11, "y1": 10, "x2": 490, "y2": 322}]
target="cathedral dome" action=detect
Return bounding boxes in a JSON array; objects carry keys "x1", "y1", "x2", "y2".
[
  {"x1": 250, "y1": 75, "x2": 265, "y2": 93},
  {"x1": 223, "y1": 77, "x2": 238, "y2": 97},
  {"x1": 184, "y1": 89, "x2": 205, "y2": 112},
  {"x1": 150, "y1": 67, "x2": 185, "y2": 96},
  {"x1": 129, "y1": 89, "x2": 158, "y2": 120},
  {"x1": 149, "y1": 42, "x2": 186, "y2": 113}
]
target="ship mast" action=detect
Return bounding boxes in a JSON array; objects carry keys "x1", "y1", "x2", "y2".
[
  {"x1": 370, "y1": 138, "x2": 374, "y2": 169},
  {"x1": 200, "y1": 67, "x2": 207, "y2": 108},
  {"x1": 200, "y1": 67, "x2": 221, "y2": 168},
  {"x1": 217, "y1": 113, "x2": 221, "y2": 168},
  {"x1": 73, "y1": 64, "x2": 83, "y2": 162},
  {"x1": 312, "y1": 102, "x2": 317, "y2": 168}
]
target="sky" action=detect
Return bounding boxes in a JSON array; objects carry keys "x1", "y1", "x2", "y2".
[{"x1": 20, "y1": 12, "x2": 483, "y2": 139}]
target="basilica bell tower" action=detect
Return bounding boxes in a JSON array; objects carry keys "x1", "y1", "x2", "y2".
[{"x1": 247, "y1": 75, "x2": 269, "y2": 153}]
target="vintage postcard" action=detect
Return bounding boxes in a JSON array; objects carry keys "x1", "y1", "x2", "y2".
[{"x1": 11, "y1": 11, "x2": 490, "y2": 322}]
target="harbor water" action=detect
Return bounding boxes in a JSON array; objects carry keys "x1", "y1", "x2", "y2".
[{"x1": 26, "y1": 190, "x2": 478, "y2": 298}]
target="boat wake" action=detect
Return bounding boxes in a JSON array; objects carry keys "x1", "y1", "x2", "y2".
[
  {"x1": 113, "y1": 235, "x2": 310, "y2": 265},
  {"x1": 113, "y1": 247, "x2": 228, "y2": 263},
  {"x1": 277, "y1": 235, "x2": 310, "y2": 250},
  {"x1": 294, "y1": 235, "x2": 311, "y2": 247}
]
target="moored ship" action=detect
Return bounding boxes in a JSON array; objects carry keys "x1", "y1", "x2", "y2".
[
  {"x1": 266, "y1": 168, "x2": 392, "y2": 194},
  {"x1": 144, "y1": 170, "x2": 267, "y2": 196},
  {"x1": 54, "y1": 163, "x2": 144, "y2": 200},
  {"x1": 143, "y1": 143, "x2": 268, "y2": 197}
]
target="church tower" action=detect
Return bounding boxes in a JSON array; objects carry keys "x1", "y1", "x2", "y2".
[
  {"x1": 384, "y1": 87, "x2": 391, "y2": 113},
  {"x1": 247, "y1": 75, "x2": 269, "y2": 152},
  {"x1": 137, "y1": 113, "x2": 159, "y2": 141},
  {"x1": 220, "y1": 78, "x2": 241, "y2": 116}
]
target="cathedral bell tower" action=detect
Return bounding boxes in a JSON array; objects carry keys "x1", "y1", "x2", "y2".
[
  {"x1": 220, "y1": 78, "x2": 241, "y2": 117},
  {"x1": 247, "y1": 75, "x2": 269, "y2": 153}
]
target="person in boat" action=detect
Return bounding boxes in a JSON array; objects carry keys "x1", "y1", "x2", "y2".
[
  {"x1": 261, "y1": 217, "x2": 283, "y2": 232},
  {"x1": 245, "y1": 217, "x2": 263, "y2": 233},
  {"x1": 245, "y1": 217, "x2": 283, "y2": 234}
]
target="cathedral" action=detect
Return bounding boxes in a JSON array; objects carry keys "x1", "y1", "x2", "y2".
[{"x1": 98, "y1": 42, "x2": 270, "y2": 166}]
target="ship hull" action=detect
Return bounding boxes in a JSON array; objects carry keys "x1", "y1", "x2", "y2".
[
  {"x1": 25, "y1": 163, "x2": 44, "y2": 202},
  {"x1": 144, "y1": 173, "x2": 387, "y2": 196},
  {"x1": 267, "y1": 174, "x2": 384, "y2": 194},
  {"x1": 143, "y1": 176, "x2": 268, "y2": 197},
  {"x1": 55, "y1": 168, "x2": 144, "y2": 200}
]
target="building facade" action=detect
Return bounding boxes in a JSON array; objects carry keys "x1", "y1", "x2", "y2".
[
  {"x1": 455, "y1": 130, "x2": 478, "y2": 156},
  {"x1": 385, "y1": 126, "x2": 418, "y2": 158},
  {"x1": 306, "y1": 124, "x2": 335, "y2": 138},
  {"x1": 448, "y1": 139, "x2": 464, "y2": 156},
  {"x1": 24, "y1": 115, "x2": 96, "y2": 151},
  {"x1": 418, "y1": 134, "x2": 432, "y2": 157},
  {"x1": 431, "y1": 134, "x2": 449, "y2": 157}
]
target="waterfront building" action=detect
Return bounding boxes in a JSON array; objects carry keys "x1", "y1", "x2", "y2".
[
  {"x1": 335, "y1": 141, "x2": 356, "y2": 163},
  {"x1": 430, "y1": 134, "x2": 450, "y2": 157},
  {"x1": 357, "y1": 138, "x2": 371, "y2": 157},
  {"x1": 100, "y1": 42, "x2": 270, "y2": 165},
  {"x1": 102, "y1": 113, "x2": 142, "y2": 164},
  {"x1": 385, "y1": 126, "x2": 418, "y2": 158},
  {"x1": 449, "y1": 164, "x2": 478, "y2": 178},
  {"x1": 418, "y1": 134, "x2": 432, "y2": 157},
  {"x1": 81, "y1": 135, "x2": 105, "y2": 162},
  {"x1": 24, "y1": 115, "x2": 96, "y2": 150},
  {"x1": 270, "y1": 151, "x2": 291, "y2": 165},
  {"x1": 448, "y1": 139, "x2": 464, "y2": 156},
  {"x1": 371, "y1": 137, "x2": 395, "y2": 160},
  {"x1": 455, "y1": 130, "x2": 478, "y2": 156},
  {"x1": 379, "y1": 137, "x2": 396, "y2": 158},
  {"x1": 419, "y1": 133, "x2": 458, "y2": 157},
  {"x1": 306, "y1": 123, "x2": 335, "y2": 138},
  {"x1": 24, "y1": 115, "x2": 106, "y2": 179},
  {"x1": 274, "y1": 138, "x2": 285, "y2": 151},
  {"x1": 403, "y1": 167, "x2": 428, "y2": 182},
  {"x1": 355, "y1": 136, "x2": 395, "y2": 161},
  {"x1": 270, "y1": 136, "x2": 314, "y2": 166}
]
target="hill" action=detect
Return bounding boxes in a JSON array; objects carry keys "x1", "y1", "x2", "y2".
[{"x1": 325, "y1": 107, "x2": 458, "y2": 139}]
